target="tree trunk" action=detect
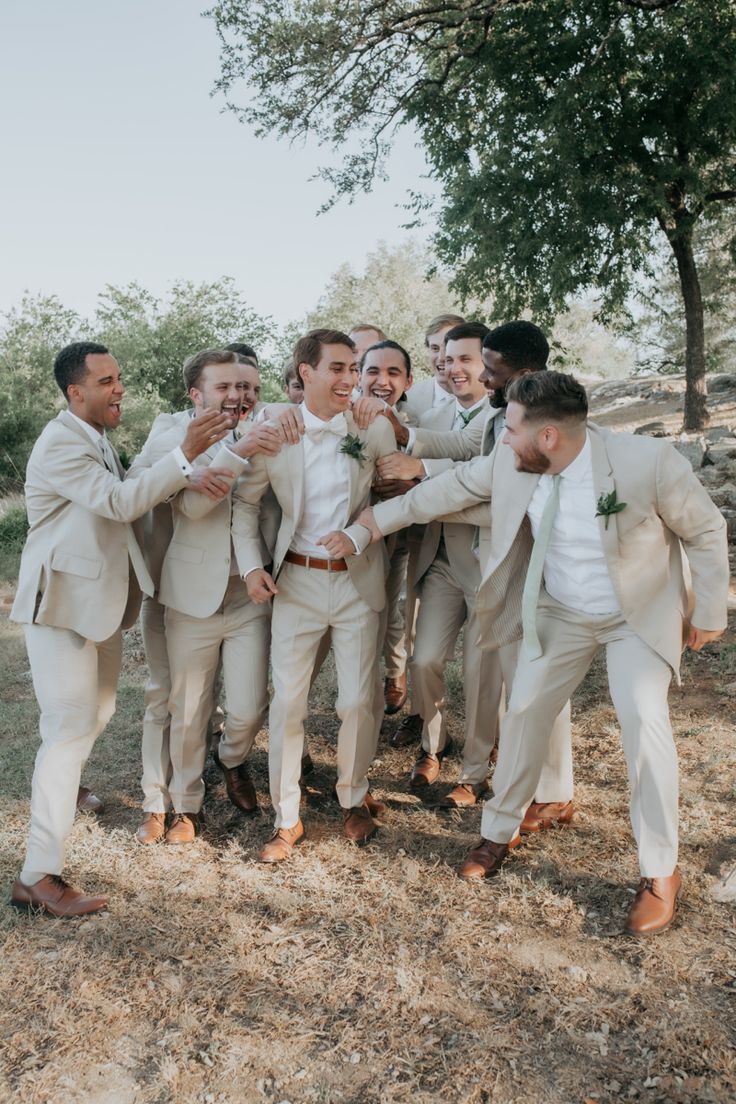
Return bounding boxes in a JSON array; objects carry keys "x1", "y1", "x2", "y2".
[{"x1": 669, "y1": 226, "x2": 708, "y2": 431}]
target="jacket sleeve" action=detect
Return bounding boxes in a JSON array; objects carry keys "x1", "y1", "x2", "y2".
[
  {"x1": 231, "y1": 455, "x2": 272, "y2": 573},
  {"x1": 373, "y1": 452, "x2": 495, "y2": 537}
]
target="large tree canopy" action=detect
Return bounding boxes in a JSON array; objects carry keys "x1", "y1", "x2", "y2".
[{"x1": 210, "y1": 0, "x2": 736, "y2": 428}]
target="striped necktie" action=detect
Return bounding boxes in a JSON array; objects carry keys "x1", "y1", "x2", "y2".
[{"x1": 521, "y1": 474, "x2": 561, "y2": 659}]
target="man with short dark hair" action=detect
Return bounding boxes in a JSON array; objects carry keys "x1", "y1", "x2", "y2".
[
  {"x1": 9, "y1": 342, "x2": 231, "y2": 915},
  {"x1": 360, "y1": 369, "x2": 728, "y2": 934},
  {"x1": 233, "y1": 328, "x2": 397, "y2": 861},
  {"x1": 403, "y1": 312, "x2": 465, "y2": 421}
]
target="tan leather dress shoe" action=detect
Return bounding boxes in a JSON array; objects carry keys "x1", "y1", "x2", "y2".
[
  {"x1": 343, "y1": 805, "x2": 378, "y2": 845},
  {"x1": 364, "y1": 790, "x2": 387, "y2": 818},
  {"x1": 520, "y1": 800, "x2": 574, "y2": 834},
  {"x1": 135, "y1": 812, "x2": 167, "y2": 845},
  {"x1": 384, "y1": 673, "x2": 408, "y2": 715},
  {"x1": 625, "y1": 871, "x2": 682, "y2": 935},
  {"x1": 10, "y1": 875, "x2": 108, "y2": 918},
  {"x1": 259, "y1": 821, "x2": 305, "y2": 863},
  {"x1": 440, "y1": 781, "x2": 490, "y2": 809},
  {"x1": 164, "y1": 812, "x2": 200, "y2": 845},
  {"x1": 410, "y1": 739, "x2": 453, "y2": 789},
  {"x1": 76, "y1": 787, "x2": 104, "y2": 815},
  {"x1": 459, "y1": 838, "x2": 511, "y2": 880},
  {"x1": 388, "y1": 712, "x2": 423, "y2": 749},
  {"x1": 221, "y1": 762, "x2": 258, "y2": 815}
]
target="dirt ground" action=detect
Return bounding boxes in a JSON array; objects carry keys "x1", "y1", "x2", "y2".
[{"x1": 0, "y1": 380, "x2": 734, "y2": 1104}]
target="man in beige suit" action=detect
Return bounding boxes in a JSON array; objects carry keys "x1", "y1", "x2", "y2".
[
  {"x1": 361, "y1": 370, "x2": 728, "y2": 934},
  {"x1": 158, "y1": 349, "x2": 285, "y2": 844},
  {"x1": 9, "y1": 342, "x2": 230, "y2": 916},
  {"x1": 375, "y1": 322, "x2": 506, "y2": 800},
  {"x1": 378, "y1": 322, "x2": 574, "y2": 825},
  {"x1": 403, "y1": 313, "x2": 464, "y2": 422},
  {"x1": 233, "y1": 329, "x2": 397, "y2": 861},
  {"x1": 127, "y1": 352, "x2": 283, "y2": 844}
]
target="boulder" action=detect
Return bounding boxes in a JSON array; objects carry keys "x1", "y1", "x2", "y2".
[
  {"x1": 708, "y1": 439, "x2": 736, "y2": 467},
  {"x1": 634, "y1": 421, "x2": 668, "y2": 437},
  {"x1": 708, "y1": 375, "x2": 736, "y2": 394},
  {"x1": 673, "y1": 437, "x2": 707, "y2": 470},
  {"x1": 704, "y1": 426, "x2": 736, "y2": 443},
  {"x1": 709, "y1": 483, "x2": 736, "y2": 511}
]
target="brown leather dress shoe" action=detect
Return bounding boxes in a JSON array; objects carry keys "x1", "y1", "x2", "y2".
[
  {"x1": 624, "y1": 871, "x2": 682, "y2": 935},
  {"x1": 76, "y1": 787, "x2": 104, "y2": 815},
  {"x1": 343, "y1": 805, "x2": 378, "y2": 845},
  {"x1": 384, "y1": 673, "x2": 408, "y2": 715},
  {"x1": 520, "y1": 800, "x2": 574, "y2": 834},
  {"x1": 135, "y1": 812, "x2": 167, "y2": 845},
  {"x1": 222, "y1": 762, "x2": 258, "y2": 815},
  {"x1": 440, "y1": 781, "x2": 490, "y2": 809},
  {"x1": 10, "y1": 875, "x2": 108, "y2": 918},
  {"x1": 259, "y1": 821, "x2": 305, "y2": 863},
  {"x1": 389, "y1": 712, "x2": 423, "y2": 749},
  {"x1": 410, "y1": 739, "x2": 453, "y2": 789},
  {"x1": 164, "y1": 812, "x2": 201, "y2": 845},
  {"x1": 459, "y1": 838, "x2": 511, "y2": 880},
  {"x1": 364, "y1": 790, "x2": 387, "y2": 818}
]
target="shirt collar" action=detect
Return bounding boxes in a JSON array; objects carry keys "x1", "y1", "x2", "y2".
[
  {"x1": 67, "y1": 409, "x2": 105, "y2": 446},
  {"x1": 559, "y1": 431, "x2": 592, "y2": 484},
  {"x1": 433, "y1": 379, "x2": 453, "y2": 405},
  {"x1": 454, "y1": 395, "x2": 487, "y2": 419}
]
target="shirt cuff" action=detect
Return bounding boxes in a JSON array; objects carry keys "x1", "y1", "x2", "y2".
[
  {"x1": 243, "y1": 566, "x2": 264, "y2": 580},
  {"x1": 172, "y1": 446, "x2": 193, "y2": 476},
  {"x1": 404, "y1": 428, "x2": 416, "y2": 453},
  {"x1": 223, "y1": 444, "x2": 250, "y2": 468}
]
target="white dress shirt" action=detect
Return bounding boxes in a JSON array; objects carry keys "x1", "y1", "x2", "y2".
[
  {"x1": 433, "y1": 379, "x2": 454, "y2": 407},
  {"x1": 291, "y1": 404, "x2": 356, "y2": 558},
  {"x1": 526, "y1": 433, "x2": 619, "y2": 615}
]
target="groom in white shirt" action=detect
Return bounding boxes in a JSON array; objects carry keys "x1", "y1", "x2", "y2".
[{"x1": 232, "y1": 329, "x2": 396, "y2": 862}]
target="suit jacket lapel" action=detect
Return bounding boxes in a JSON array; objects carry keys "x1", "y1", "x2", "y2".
[
  {"x1": 58, "y1": 410, "x2": 108, "y2": 471},
  {"x1": 589, "y1": 428, "x2": 619, "y2": 563},
  {"x1": 287, "y1": 437, "x2": 306, "y2": 528},
  {"x1": 344, "y1": 412, "x2": 361, "y2": 513}
]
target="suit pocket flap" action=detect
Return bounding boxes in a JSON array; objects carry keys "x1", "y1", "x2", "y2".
[
  {"x1": 50, "y1": 550, "x2": 102, "y2": 580},
  {"x1": 166, "y1": 541, "x2": 204, "y2": 565}
]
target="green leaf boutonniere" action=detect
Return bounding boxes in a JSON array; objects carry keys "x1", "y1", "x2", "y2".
[
  {"x1": 595, "y1": 490, "x2": 627, "y2": 529},
  {"x1": 339, "y1": 433, "x2": 367, "y2": 467}
]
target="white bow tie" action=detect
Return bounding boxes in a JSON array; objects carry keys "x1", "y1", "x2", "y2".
[{"x1": 306, "y1": 417, "x2": 347, "y2": 440}]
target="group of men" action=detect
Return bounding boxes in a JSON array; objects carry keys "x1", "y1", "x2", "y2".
[{"x1": 8, "y1": 315, "x2": 729, "y2": 938}]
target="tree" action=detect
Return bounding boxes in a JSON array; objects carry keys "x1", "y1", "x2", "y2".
[
  {"x1": 210, "y1": 0, "x2": 736, "y2": 428},
  {"x1": 0, "y1": 279, "x2": 274, "y2": 488},
  {"x1": 304, "y1": 240, "x2": 467, "y2": 374}
]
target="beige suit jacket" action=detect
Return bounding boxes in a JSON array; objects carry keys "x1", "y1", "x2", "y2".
[
  {"x1": 127, "y1": 410, "x2": 190, "y2": 590},
  {"x1": 158, "y1": 439, "x2": 280, "y2": 619},
  {"x1": 412, "y1": 402, "x2": 501, "y2": 467},
  {"x1": 11, "y1": 410, "x2": 190, "y2": 641},
  {"x1": 403, "y1": 376, "x2": 453, "y2": 422},
  {"x1": 410, "y1": 402, "x2": 485, "y2": 591},
  {"x1": 232, "y1": 413, "x2": 396, "y2": 612},
  {"x1": 373, "y1": 423, "x2": 729, "y2": 678}
]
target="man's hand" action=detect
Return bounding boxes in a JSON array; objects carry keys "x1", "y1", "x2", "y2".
[
  {"x1": 687, "y1": 626, "x2": 724, "y2": 651},
  {"x1": 317, "y1": 530, "x2": 356, "y2": 558},
  {"x1": 351, "y1": 395, "x2": 386, "y2": 429},
  {"x1": 181, "y1": 409, "x2": 232, "y2": 461},
  {"x1": 272, "y1": 406, "x2": 304, "y2": 444},
  {"x1": 245, "y1": 568, "x2": 278, "y2": 604},
  {"x1": 187, "y1": 466, "x2": 235, "y2": 500},
  {"x1": 355, "y1": 507, "x2": 383, "y2": 544},
  {"x1": 373, "y1": 478, "x2": 416, "y2": 500},
  {"x1": 232, "y1": 422, "x2": 283, "y2": 458},
  {"x1": 377, "y1": 452, "x2": 424, "y2": 481}
]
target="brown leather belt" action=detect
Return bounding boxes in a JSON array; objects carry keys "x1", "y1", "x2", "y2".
[{"x1": 284, "y1": 550, "x2": 349, "y2": 572}]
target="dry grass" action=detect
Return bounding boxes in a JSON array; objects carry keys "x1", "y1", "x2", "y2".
[
  {"x1": 1, "y1": 606, "x2": 735, "y2": 1104},
  {"x1": 1, "y1": 382, "x2": 735, "y2": 1103}
]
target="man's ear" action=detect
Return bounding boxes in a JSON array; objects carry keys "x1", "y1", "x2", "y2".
[
  {"x1": 298, "y1": 363, "x2": 311, "y2": 387},
  {"x1": 189, "y1": 386, "x2": 203, "y2": 409}
]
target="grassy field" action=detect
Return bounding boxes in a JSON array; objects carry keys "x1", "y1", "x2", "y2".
[
  {"x1": 1, "y1": 599, "x2": 735, "y2": 1103},
  {"x1": 1, "y1": 381, "x2": 735, "y2": 1104}
]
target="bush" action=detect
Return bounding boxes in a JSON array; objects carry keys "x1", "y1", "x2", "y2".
[{"x1": 0, "y1": 497, "x2": 28, "y2": 551}]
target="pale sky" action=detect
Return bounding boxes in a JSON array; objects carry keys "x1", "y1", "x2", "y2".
[{"x1": 0, "y1": 0, "x2": 435, "y2": 327}]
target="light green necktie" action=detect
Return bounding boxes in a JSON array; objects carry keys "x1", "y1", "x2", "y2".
[{"x1": 521, "y1": 474, "x2": 561, "y2": 659}]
